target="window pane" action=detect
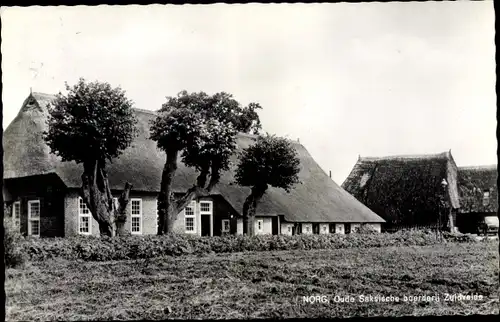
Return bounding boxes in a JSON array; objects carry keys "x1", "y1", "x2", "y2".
[
  {"x1": 30, "y1": 220, "x2": 40, "y2": 236},
  {"x1": 131, "y1": 200, "x2": 141, "y2": 215},
  {"x1": 131, "y1": 216, "x2": 141, "y2": 232},
  {"x1": 30, "y1": 202, "x2": 40, "y2": 218},
  {"x1": 79, "y1": 198, "x2": 90, "y2": 215},
  {"x1": 222, "y1": 220, "x2": 230, "y2": 232},
  {"x1": 80, "y1": 216, "x2": 90, "y2": 233},
  {"x1": 185, "y1": 217, "x2": 194, "y2": 231},
  {"x1": 200, "y1": 202, "x2": 211, "y2": 213},
  {"x1": 185, "y1": 205, "x2": 194, "y2": 217},
  {"x1": 13, "y1": 202, "x2": 21, "y2": 219}
]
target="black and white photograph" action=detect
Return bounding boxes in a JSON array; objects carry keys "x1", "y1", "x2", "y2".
[{"x1": 1, "y1": 2, "x2": 498, "y2": 320}]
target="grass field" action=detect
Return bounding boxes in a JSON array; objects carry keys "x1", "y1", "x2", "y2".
[{"x1": 5, "y1": 242, "x2": 499, "y2": 320}]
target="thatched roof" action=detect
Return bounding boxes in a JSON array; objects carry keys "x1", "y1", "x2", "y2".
[
  {"x1": 341, "y1": 152, "x2": 461, "y2": 225},
  {"x1": 3, "y1": 92, "x2": 384, "y2": 223},
  {"x1": 457, "y1": 165, "x2": 498, "y2": 213}
]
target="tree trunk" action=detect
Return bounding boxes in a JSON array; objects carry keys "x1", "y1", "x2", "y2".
[
  {"x1": 158, "y1": 149, "x2": 179, "y2": 235},
  {"x1": 243, "y1": 184, "x2": 268, "y2": 236},
  {"x1": 81, "y1": 159, "x2": 133, "y2": 237}
]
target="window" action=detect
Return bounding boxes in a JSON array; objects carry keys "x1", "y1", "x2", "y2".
[
  {"x1": 322, "y1": 225, "x2": 327, "y2": 232},
  {"x1": 483, "y1": 190, "x2": 491, "y2": 206},
  {"x1": 306, "y1": 226, "x2": 311, "y2": 233},
  {"x1": 257, "y1": 219, "x2": 263, "y2": 232},
  {"x1": 288, "y1": 226, "x2": 291, "y2": 233},
  {"x1": 131, "y1": 199, "x2": 142, "y2": 234},
  {"x1": 222, "y1": 219, "x2": 230, "y2": 233},
  {"x1": 113, "y1": 197, "x2": 118, "y2": 210},
  {"x1": 184, "y1": 201, "x2": 196, "y2": 233},
  {"x1": 13, "y1": 201, "x2": 21, "y2": 229},
  {"x1": 78, "y1": 197, "x2": 92, "y2": 235},
  {"x1": 28, "y1": 200, "x2": 40, "y2": 237},
  {"x1": 200, "y1": 201, "x2": 212, "y2": 214}
]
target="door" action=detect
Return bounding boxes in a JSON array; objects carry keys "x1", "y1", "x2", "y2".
[
  {"x1": 272, "y1": 217, "x2": 279, "y2": 235},
  {"x1": 201, "y1": 215, "x2": 211, "y2": 236}
]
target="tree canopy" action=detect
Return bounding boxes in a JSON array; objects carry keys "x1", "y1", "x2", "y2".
[
  {"x1": 44, "y1": 78, "x2": 138, "y2": 164},
  {"x1": 235, "y1": 134, "x2": 301, "y2": 192}
]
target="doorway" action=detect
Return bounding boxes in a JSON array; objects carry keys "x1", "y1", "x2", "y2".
[
  {"x1": 201, "y1": 215, "x2": 211, "y2": 236},
  {"x1": 272, "y1": 217, "x2": 279, "y2": 235}
]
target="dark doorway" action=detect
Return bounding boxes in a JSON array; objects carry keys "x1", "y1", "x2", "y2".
[
  {"x1": 345, "y1": 223, "x2": 351, "y2": 234},
  {"x1": 272, "y1": 217, "x2": 279, "y2": 235},
  {"x1": 312, "y1": 223, "x2": 320, "y2": 234},
  {"x1": 201, "y1": 215, "x2": 211, "y2": 236}
]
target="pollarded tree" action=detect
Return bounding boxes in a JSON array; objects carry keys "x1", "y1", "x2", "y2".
[
  {"x1": 150, "y1": 90, "x2": 262, "y2": 235},
  {"x1": 235, "y1": 134, "x2": 301, "y2": 236},
  {"x1": 44, "y1": 78, "x2": 138, "y2": 237}
]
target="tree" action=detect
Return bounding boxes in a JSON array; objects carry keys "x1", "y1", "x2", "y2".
[
  {"x1": 150, "y1": 90, "x2": 262, "y2": 235},
  {"x1": 44, "y1": 78, "x2": 138, "y2": 237},
  {"x1": 235, "y1": 134, "x2": 301, "y2": 236}
]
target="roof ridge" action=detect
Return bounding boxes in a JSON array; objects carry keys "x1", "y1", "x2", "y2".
[
  {"x1": 359, "y1": 151, "x2": 449, "y2": 161},
  {"x1": 458, "y1": 164, "x2": 497, "y2": 170}
]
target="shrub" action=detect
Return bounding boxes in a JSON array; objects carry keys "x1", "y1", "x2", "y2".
[
  {"x1": 356, "y1": 224, "x2": 379, "y2": 234},
  {"x1": 17, "y1": 229, "x2": 479, "y2": 263},
  {"x1": 4, "y1": 217, "x2": 27, "y2": 268}
]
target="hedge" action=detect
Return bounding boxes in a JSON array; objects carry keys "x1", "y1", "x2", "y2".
[{"x1": 17, "y1": 229, "x2": 488, "y2": 262}]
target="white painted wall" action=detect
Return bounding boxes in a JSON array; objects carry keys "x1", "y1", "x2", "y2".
[
  {"x1": 301, "y1": 223, "x2": 313, "y2": 235},
  {"x1": 255, "y1": 217, "x2": 272, "y2": 235},
  {"x1": 235, "y1": 217, "x2": 273, "y2": 235},
  {"x1": 319, "y1": 223, "x2": 329, "y2": 234},
  {"x1": 335, "y1": 223, "x2": 345, "y2": 234},
  {"x1": 236, "y1": 218, "x2": 243, "y2": 235},
  {"x1": 281, "y1": 223, "x2": 294, "y2": 236}
]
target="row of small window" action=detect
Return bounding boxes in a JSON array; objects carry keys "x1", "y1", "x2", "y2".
[
  {"x1": 285, "y1": 223, "x2": 349, "y2": 234},
  {"x1": 11, "y1": 200, "x2": 40, "y2": 236},
  {"x1": 13, "y1": 198, "x2": 215, "y2": 236},
  {"x1": 78, "y1": 197, "x2": 142, "y2": 235}
]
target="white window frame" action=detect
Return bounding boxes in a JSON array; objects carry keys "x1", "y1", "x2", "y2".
[
  {"x1": 156, "y1": 199, "x2": 159, "y2": 233},
  {"x1": 184, "y1": 200, "x2": 196, "y2": 233},
  {"x1": 78, "y1": 197, "x2": 92, "y2": 235},
  {"x1": 13, "y1": 201, "x2": 21, "y2": 229},
  {"x1": 257, "y1": 219, "x2": 263, "y2": 232},
  {"x1": 130, "y1": 198, "x2": 143, "y2": 235},
  {"x1": 28, "y1": 200, "x2": 40, "y2": 237},
  {"x1": 199, "y1": 200, "x2": 213, "y2": 215},
  {"x1": 222, "y1": 219, "x2": 230, "y2": 233}
]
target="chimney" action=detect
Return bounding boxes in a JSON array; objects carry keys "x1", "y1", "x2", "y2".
[
  {"x1": 297, "y1": 138, "x2": 300, "y2": 143},
  {"x1": 329, "y1": 170, "x2": 332, "y2": 178}
]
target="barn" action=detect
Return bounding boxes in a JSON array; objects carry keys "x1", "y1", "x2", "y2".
[
  {"x1": 456, "y1": 165, "x2": 498, "y2": 234},
  {"x1": 3, "y1": 92, "x2": 385, "y2": 237},
  {"x1": 342, "y1": 152, "x2": 461, "y2": 232}
]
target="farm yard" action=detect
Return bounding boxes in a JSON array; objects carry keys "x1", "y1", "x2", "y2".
[{"x1": 5, "y1": 233, "x2": 499, "y2": 321}]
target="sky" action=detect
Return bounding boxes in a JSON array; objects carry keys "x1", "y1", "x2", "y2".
[{"x1": 1, "y1": 2, "x2": 496, "y2": 184}]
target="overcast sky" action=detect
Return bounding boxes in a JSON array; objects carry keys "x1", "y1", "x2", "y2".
[{"x1": 1, "y1": 2, "x2": 496, "y2": 184}]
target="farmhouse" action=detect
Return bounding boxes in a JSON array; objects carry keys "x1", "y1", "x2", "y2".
[
  {"x1": 456, "y1": 165, "x2": 498, "y2": 233},
  {"x1": 342, "y1": 152, "x2": 461, "y2": 232},
  {"x1": 3, "y1": 92, "x2": 385, "y2": 237}
]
